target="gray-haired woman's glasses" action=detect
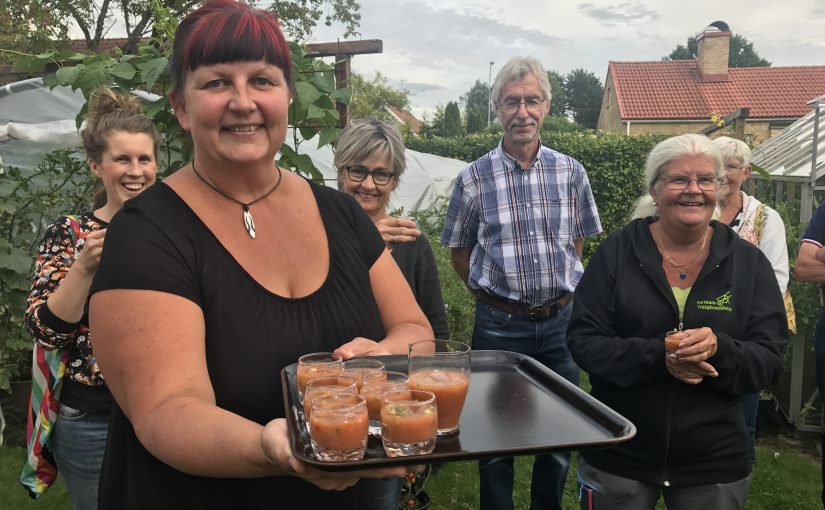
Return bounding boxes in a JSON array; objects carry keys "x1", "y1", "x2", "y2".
[
  {"x1": 344, "y1": 166, "x2": 395, "y2": 186},
  {"x1": 663, "y1": 175, "x2": 721, "y2": 191}
]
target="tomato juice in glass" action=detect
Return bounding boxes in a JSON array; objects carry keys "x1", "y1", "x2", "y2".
[
  {"x1": 408, "y1": 340, "x2": 471, "y2": 435},
  {"x1": 381, "y1": 389, "x2": 438, "y2": 457},
  {"x1": 309, "y1": 393, "x2": 369, "y2": 461},
  {"x1": 342, "y1": 358, "x2": 385, "y2": 392},
  {"x1": 302, "y1": 375, "x2": 357, "y2": 424},
  {"x1": 360, "y1": 370, "x2": 408, "y2": 435},
  {"x1": 296, "y1": 352, "x2": 343, "y2": 404}
]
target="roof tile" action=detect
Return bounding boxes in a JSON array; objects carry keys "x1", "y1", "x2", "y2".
[{"x1": 610, "y1": 60, "x2": 825, "y2": 120}]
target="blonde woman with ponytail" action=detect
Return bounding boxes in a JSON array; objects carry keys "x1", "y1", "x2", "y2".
[{"x1": 21, "y1": 87, "x2": 158, "y2": 509}]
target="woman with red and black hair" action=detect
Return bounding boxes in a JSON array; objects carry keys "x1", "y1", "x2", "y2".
[{"x1": 87, "y1": 1, "x2": 429, "y2": 508}]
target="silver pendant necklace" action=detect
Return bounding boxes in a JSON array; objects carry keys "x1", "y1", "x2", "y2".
[
  {"x1": 191, "y1": 160, "x2": 282, "y2": 239},
  {"x1": 654, "y1": 225, "x2": 708, "y2": 280}
]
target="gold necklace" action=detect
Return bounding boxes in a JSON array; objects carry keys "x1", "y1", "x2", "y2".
[{"x1": 654, "y1": 226, "x2": 708, "y2": 280}]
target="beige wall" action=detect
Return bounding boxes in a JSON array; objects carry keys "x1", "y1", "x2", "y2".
[
  {"x1": 597, "y1": 73, "x2": 623, "y2": 134},
  {"x1": 600, "y1": 119, "x2": 782, "y2": 146}
]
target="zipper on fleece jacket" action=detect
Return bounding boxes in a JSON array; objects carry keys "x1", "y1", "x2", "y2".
[{"x1": 638, "y1": 259, "x2": 719, "y2": 486}]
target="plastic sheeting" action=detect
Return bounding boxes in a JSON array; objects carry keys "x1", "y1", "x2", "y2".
[{"x1": 0, "y1": 78, "x2": 465, "y2": 212}]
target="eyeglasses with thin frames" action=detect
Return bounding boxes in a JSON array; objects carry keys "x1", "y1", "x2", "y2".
[
  {"x1": 497, "y1": 97, "x2": 545, "y2": 115},
  {"x1": 662, "y1": 175, "x2": 721, "y2": 191},
  {"x1": 344, "y1": 166, "x2": 396, "y2": 186}
]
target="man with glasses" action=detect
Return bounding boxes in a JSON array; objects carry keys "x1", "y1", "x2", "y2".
[{"x1": 442, "y1": 56, "x2": 602, "y2": 510}]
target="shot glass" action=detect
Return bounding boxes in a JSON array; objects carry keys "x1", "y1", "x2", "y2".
[
  {"x1": 360, "y1": 370, "x2": 408, "y2": 435},
  {"x1": 665, "y1": 330, "x2": 687, "y2": 360},
  {"x1": 342, "y1": 358, "x2": 386, "y2": 392},
  {"x1": 381, "y1": 389, "x2": 438, "y2": 457},
  {"x1": 296, "y1": 352, "x2": 343, "y2": 404},
  {"x1": 309, "y1": 393, "x2": 369, "y2": 462},
  {"x1": 303, "y1": 375, "x2": 357, "y2": 425},
  {"x1": 408, "y1": 339, "x2": 471, "y2": 435}
]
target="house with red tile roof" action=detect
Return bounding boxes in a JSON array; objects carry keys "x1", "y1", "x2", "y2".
[
  {"x1": 386, "y1": 105, "x2": 422, "y2": 134},
  {"x1": 597, "y1": 22, "x2": 825, "y2": 145}
]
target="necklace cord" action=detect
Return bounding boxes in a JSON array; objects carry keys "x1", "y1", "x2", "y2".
[
  {"x1": 653, "y1": 225, "x2": 709, "y2": 278},
  {"x1": 191, "y1": 160, "x2": 282, "y2": 209}
]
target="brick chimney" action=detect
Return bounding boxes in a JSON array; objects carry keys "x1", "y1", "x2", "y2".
[{"x1": 696, "y1": 21, "x2": 731, "y2": 82}]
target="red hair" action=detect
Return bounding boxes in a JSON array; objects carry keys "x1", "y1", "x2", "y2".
[{"x1": 170, "y1": 0, "x2": 292, "y2": 94}]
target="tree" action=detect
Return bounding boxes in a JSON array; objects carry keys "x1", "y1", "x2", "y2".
[
  {"x1": 547, "y1": 70, "x2": 567, "y2": 117},
  {"x1": 347, "y1": 72, "x2": 411, "y2": 122},
  {"x1": 460, "y1": 80, "x2": 491, "y2": 129},
  {"x1": 0, "y1": 0, "x2": 362, "y2": 57},
  {"x1": 466, "y1": 110, "x2": 484, "y2": 134},
  {"x1": 664, "y1": 34, "x2": 771, "y2": 67},
  {"x1": 442, "y1": 101, "x2": 463, "y2": 137},
  {"x1": 564, "y1": 69, "x2": 602, "y2": 130},
  {"x1": 0, "y1": 0, "x2": 68, "y2": 63}
]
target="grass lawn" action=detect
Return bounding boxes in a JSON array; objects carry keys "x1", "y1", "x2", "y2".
[
  {"x1": 427, "y1": 440, "x2": 821, "y2": 509},
  {"x1": 1, "y1": 440, "x2": 818, "y2": 509}
]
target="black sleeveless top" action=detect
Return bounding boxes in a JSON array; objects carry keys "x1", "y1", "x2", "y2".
[{"x1": 91, "y1": 180, "x2": 386, "y2": 509}]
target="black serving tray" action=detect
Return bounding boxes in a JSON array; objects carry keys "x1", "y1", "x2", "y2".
[{"x1": 281, "y1": 350, "x2": 635, "y2": 471}]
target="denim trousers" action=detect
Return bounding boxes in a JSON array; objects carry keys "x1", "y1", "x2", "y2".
[
  {"x1": 52, "y1": 403, "x2": 109, "y2": 510},
  {"x1": 472, "y1": 299, "x2": 580, "y2": 510},
  {"x1": 815, "y1": 308, "x2": 825, "y2": 507}
]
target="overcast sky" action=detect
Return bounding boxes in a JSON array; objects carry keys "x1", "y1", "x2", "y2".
[{"x1": 308, "y1": 0, "x2": 825, "y2": 119}]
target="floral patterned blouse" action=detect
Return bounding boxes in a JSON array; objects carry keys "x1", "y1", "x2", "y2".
[{"x1": 25, "y1": 213, "x2": 107, "y2": 387}]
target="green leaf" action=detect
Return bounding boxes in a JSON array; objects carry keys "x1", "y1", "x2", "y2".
[
  {"x1": 144, "y1": 97, "x2": 169, "y2": 118},
  {"x1": 313, "y1": 74, "x2": 336, "y2": 94},
  {"x1": 0, "y1": 246, "x2": 34, "y2": 274},
  {"x1": 109, "y1": 62, "x2": 136, "y2": 80},
  {"x1": 299, "y1": 127, "x2": 317, "y2": 141},
  {"x1": 295, "y1": 81, "x2": 322, "y2": 105},
  {"x1": 330, "y1": 88, "x2": 352, "y2": 104},
  {"x1": 55, "y1": 65, "x2": 83, "y2": 86},
  {"x1": 750, "y1": 163, "x2": 772, "y2": 180},
  {"x1": 306, "y1": 104, "x2": 325, "y2": 120},
  {"x1": 317, "y1": 127, "x2": 339, "y2": 149},
  {"x1": 138, "y1": 57, "x2": 169, "y2": 89}
]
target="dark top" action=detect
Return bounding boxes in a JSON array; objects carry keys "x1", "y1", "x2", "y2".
[
  {"x1": 567, "y1": 218, "x2": 787, "y2": 486},
  {"x1": 25, "y1": 212, "x2": 112, "y2": 412},
  {"x1": 391, "y1": 233, "x2": 450, "y2": 339},
  {"x1": 802, "y1": 201, "x2": 825, "y2": 298},
  {"x1": 90, "y1": 181, "x2": 387, "y2": 509}
]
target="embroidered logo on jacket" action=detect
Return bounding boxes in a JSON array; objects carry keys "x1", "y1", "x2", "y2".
[{"x1": 696, "y1": 291, "x2": 733, "y2": 312}]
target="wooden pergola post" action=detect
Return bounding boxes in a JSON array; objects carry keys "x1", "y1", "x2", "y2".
[
  {"x1": 699, "y1": 107, "x2": 750, "y2": 140},
  {"x1": 304, "y1": 40, "x2": 383, "y2": 128}
]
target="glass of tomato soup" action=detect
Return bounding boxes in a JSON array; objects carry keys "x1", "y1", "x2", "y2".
[
  {"x1": 303, "y1": 375, "x2": 357, "y2": 425},
  {"x1": 361, "y1": 370, "x2": 408, "y2": 436},
  {"x1": 408, "y1": 340, "x2": 471, "y2": 435},
  {"x1": 296, "y1": 352, "x2": 343, "y2": 404},
  {"x1": 381, "y1": 389, "x2": 438, "y2": 457},
  {"x1": 309, "y1": 393, "x2": 369, "y2": 462},
  {"x1": 342, "y1": 358, "x2": 386, "y2": 392}
]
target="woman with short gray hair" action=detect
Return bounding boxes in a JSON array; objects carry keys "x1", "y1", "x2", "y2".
[{"x1": 569, "y1": 133, "x2": 787, "y2": 509}]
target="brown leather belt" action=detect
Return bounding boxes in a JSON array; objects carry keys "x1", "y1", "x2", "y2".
[{"x1": 475, "y1": 290, "x2": 572, "y2": 321}]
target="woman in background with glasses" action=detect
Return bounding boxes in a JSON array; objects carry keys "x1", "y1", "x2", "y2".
[
  {"x1": 335, "y1": 117, "x2": 449, "y2": 341},
  {"x1": 567, "y1": 134, "x2": 787, "y2": 509},
  {"x1": 713, "y1": 135, "x2": 794, "y2": 467},
  {"x1": 334, "y1": 117, "x2": 449, "y2": 509}
]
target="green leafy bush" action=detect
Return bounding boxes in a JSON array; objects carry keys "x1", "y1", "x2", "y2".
[{"x1": 0, "y1": 151, "x2": 93, "y2": 389}]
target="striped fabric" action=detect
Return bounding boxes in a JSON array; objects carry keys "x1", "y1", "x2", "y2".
[
  {"x1": 442, "y1": 142, "x2": 602, "y2": 304},
  {"x1": 19, "y1": 215, "x2": 79, "y2": 498}
]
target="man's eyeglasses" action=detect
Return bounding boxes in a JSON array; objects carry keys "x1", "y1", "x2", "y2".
[
  {"x1": 344, "y1": 166, "x2": 396, "y2": 186},
  {"x1": 498, "y1": 97, "x2": 545, "y2": 114},
  {"x1": 662, "y1": 175, "x2": 721, "y2": 191}
]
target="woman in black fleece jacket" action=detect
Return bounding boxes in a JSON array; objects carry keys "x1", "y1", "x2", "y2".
[{"x1": 567, "y1": 134, "x2": 787, "y2": 510}]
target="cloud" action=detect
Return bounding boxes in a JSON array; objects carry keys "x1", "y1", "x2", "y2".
[
  {"x1": 579, "y1": 2, "x2": 659, "y2": 26},
  {"x1": 812, "y1": 5, "x2": 825, "y2": 19},
  {"x1": 397, "y1": 82, "x2": 447, "y2": 93}
]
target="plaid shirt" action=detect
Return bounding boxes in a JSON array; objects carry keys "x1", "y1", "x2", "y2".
[{"x1": 441, "y1": 141, "x2": 602, "y2": 304}]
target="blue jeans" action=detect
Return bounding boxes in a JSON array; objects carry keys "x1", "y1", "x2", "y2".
[
  {"x1": 815, "y1": 309, "x2": 825, "y2": 507},
  {"x1": 52, "y1": 403, "x2": 109, "y2": 510},
  {"x1": 473, "y1": 299, "x2": 580, "y2": 510},
  {"x1": 371, "y1": 476, "x2": 404, "y2": 510}
]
